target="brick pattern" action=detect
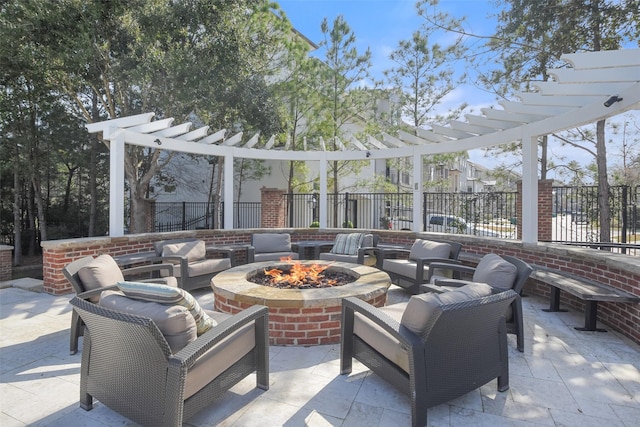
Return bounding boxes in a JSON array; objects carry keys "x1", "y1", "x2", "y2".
[
  {"x1": 0, "y1": 246, "x2": 12, "y2": 281},
  {"x1": 516, "y1": 179, "x2": 553, "y2": 241},
  {"x1": 41, "y1": 228, "x2": 639, "y2": 345},
  {"x1": 260, "y1": 188, "x2": 286, "y2": 228},
  {"x1": 215, "y1": 291, "x2": 387, "y2": 346}
]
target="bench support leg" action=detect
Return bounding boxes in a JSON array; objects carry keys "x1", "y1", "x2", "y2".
[
  {"x1": 542, "y1": 286, "x2": 567, "y2": 313},
  {"x1": 575, "y1": 301, "x2": 607, "y2": 332}
]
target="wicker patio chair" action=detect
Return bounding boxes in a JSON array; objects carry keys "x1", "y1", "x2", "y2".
[
  {"x1": 425, "y1": 254, "x2": 533, "y2": 352},
  {"x1": 63, "y1": 254, "x2": 177, "y2": 355},
  {"x1": 247, "y1": 233, "x2": 299, "y2": 262},
  {"x1": 153, "y1": 239, "x2": 233, "y2": 291},
  {"x1": 341, "y1": 286, "x2": 517, "y2": 427},
  {"x1": 69, "y1": 295, "x2": 269, "y2": 426},
  {"x1": 318, "y1": 233, "x2": 380, "y2": 266},
  {"x1": 379, "y1": 238, "x2": 462, "y2": 294}
]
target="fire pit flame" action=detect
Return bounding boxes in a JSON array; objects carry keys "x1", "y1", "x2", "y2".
[{"x1": 263, "y1": 257, "x2": 337, "y2": 287}]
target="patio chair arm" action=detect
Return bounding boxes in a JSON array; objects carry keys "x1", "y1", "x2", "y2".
[
  {"x1": 341, "y1": 297, "x2": 424, "y2": 351},
  {"x1": 170, "y1": 305, "x2": 269, "y2": 368},
  {"x1": 426, "y1": 262, "x2": 474, "y2": 281},
  {"x1": 356, "y1": 246, "x2": 377, "y2": 264},
  {"x1": 122, "y1": 262, "x2": 174, "y2": 278}
]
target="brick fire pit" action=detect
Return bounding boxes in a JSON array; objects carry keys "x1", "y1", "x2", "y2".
[{"x1": 211, "y1": 261, "x2": 391, "y2": 346}]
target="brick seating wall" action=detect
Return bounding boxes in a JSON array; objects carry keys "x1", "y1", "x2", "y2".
[{"x1": 41, "y1": 228, "x2": 640, "y2": 346}]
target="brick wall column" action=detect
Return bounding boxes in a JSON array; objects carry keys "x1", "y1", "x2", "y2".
[
  {"x1": 260, "y1": 188, "x2": 286, "y2": 228},
  {"x1": 516, "y1": 179, "x2": 553, "y2": 241},
  {"x1": 0, "y1": 245, "x2": 13, "y2": 281}
]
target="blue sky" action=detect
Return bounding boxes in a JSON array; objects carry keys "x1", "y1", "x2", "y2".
[
  {"x1": 275, "y1": 1, "x2": 638, "y2": 181},
  {"x1": 277, "y1": 0, "x2": 522, "y2": 170}
]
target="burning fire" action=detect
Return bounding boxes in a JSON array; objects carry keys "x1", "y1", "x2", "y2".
[{"x1": 263, "y1": 257, "x2": 337, "y2": 287}]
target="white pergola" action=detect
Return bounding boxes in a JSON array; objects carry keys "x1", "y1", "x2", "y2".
[{"x1": 87, "y1": 49, "x2": 640, "y2": 242}]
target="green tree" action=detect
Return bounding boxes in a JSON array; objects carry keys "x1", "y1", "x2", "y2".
[
  {"x1": 383, "y1": 25, "x2": 468, "y2": 192},
  {"x1": 317, "y1": 15, "x2": 373, "y2": 225},
  {"x1": 488, "y1": 0, "x2": 639, "y2": 243},
  {"x1": 1, "y1": 0, "x2": 289, "y2": 235}
]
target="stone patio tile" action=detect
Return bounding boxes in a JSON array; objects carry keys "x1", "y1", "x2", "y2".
[
  {"x1": 549, "y1": 407, "x2": 625, "y2": 427},
  {"x1": 2, "y1": 286, "x2": 640, "y2": 426}
]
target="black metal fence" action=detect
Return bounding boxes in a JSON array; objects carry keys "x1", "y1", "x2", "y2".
[
  {"x1": 153, "y1": 201, "x2": 261, "y2": 232},
  {"x1": 550, "y1": 185, "x2": 639, "y2": 255},
  {"x1": 152, "y1": 186, "x2": 639, "y2": 255}
]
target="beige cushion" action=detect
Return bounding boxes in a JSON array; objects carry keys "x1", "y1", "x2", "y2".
[
  {"x1": 400, "y1": 283, "x2": 493, "y2": 335},
  {"x1": 252, "y1": 233, "x2": 291, "y2": 253},
  {"x1": 184, "y1": 321, "x2": 255, "y2": 399},
  {"x1": 99, "y1": 290, "x2": 198, "y2": 353},
  {"x1": 330, "y1": 233, "x2": 365, "y2": 255},
  {"x1": 382, "y1": 259, "x2": 431, "y2": 281},
  {"x1": 319, "y1": 252, "x2": 376, "y2": 266},
  {"x1": 173, "y1": 258, "x2": 232, "y2": 278},
  {"x1": 116, "y1": 281, "x2": 216, "y2": 335},
  {"x1": 77, "y1": 255, "x2": 125, "y2": 302},
  {"x1": 472, "y1": 254, "x2": 517, "y2": 290},
  {"x1": 253, "y1": 252, "x2": 298, "y2": 262},
  {"x1": 409, "y1": 239, "x2": 451, "y2": 260},
  {"x1": 353, "y1": 303, "x2": 410, "y2": 373},
  {"x1": 161, "y1": 240, "x2": 206, "y2": 262}
]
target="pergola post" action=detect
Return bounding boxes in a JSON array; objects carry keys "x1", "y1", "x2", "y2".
[
  {"x1": 223, "y1": 154, "x2": 234, "y2": 230},
  {"x1": 521, "y1": 132, "x2": 538, "y2": 243},
  {"x1": 412, "y1": 152, "x2": 423, "y2": 232},
  {"x1": 109, "y1": 130, "x2": 126, "y2": 236},
  {"x1": 319, "y1": 153, "x2": 328, "y2": 228}
]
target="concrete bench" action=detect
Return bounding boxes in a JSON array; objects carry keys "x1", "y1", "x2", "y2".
[
  {"x1": 531, "y1": 268, "x2": 640, "y2": 331},
  {"x1": 459, "y1": 252, "x2": 640, "y2": 332}
]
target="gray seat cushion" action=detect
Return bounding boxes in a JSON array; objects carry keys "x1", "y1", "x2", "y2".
[
  {"x1": 253, "y1": 252, "x2": 299, "y2": 262},
  {"x1": 252, "y1": 233, "x2": 292, "y2": 253},
  {"x1": 353, "y1": 303, "x2": 409, "y2": 373},
  {"x1": 409, "y1": 239, "x2": 451, "y2": 259},
  {"x1": 99, "y1": 290, "x2": 198, "y2": 353},
  {"x1": 161, "y1": 240, "x2": 206, "y2": 261},
  {"x1": 77, "y1": 254, "x2": 125, "y2": 302},
  {"x1": 382, "y1": 258, "x2": 431, "y2": 281},
  {"x1": 472, "y1": 254, "x2": 517, "y2": 290},
  {"x1": 173, "y1": 258, "x2": 232, "y2": 278},
  {"x1": 401, "y1": 283, "x2": 493, "y2": 335}
]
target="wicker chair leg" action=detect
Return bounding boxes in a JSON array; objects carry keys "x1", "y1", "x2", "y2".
[{"x1": 70, "y1": 309, "x2": 81, "y2": 355}]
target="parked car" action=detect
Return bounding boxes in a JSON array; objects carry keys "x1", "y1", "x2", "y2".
[
  {"x1": 425, "y1": 214, "x2": 504, "y2": 238},
  {"x1": 571, "y1": 212, "x2": 589, "y2": 224}
]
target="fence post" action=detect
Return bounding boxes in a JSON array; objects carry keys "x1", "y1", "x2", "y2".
[
  {"x1": 260, "y1": 187, "x2": 286, "y2": 228},
  {"x1": 517, "y1": 179, "x2": 553, "y2": 241}
]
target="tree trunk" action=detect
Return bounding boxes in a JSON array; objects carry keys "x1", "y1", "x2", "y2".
[
  {"x1": 12, "y1": 161, "x2": 22, "y2": 266},
  {"x1": 595, "y1": 119, "x2": 611, "y2": 245},
  {"x1": 129, "y1": 183, "x2": 147, "y2": 234},
  {"x1": 31, "y1": 176, "x2": 48, "y2": 243}
]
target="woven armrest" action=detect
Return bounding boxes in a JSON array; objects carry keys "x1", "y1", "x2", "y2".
[{"x1": 171, "y1": 305, "x2": 269, "y2": 367}]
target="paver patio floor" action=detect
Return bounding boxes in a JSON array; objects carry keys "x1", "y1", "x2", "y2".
[{"x1": 1, "y1": 281, "x2": 639, "y2": 426}]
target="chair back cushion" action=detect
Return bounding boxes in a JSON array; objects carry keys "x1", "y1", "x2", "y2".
[
  {"x1": 77, "y1": 254, "x2": 125, "y2": 302},
  {"x1": 409, "y1": 239, "x2": 451, "y2": 260},
  {"x1": 361, "y1": 233, "x2": 375, "y2": 248},
  {"x1": 330, "y1": 233, "x2": 365, "y2": 255},
  {"x1": 401, "y1": 283, "x2": 493, "y2": 335},
  {"x1": 472, "y1": 254, "x2": 517, "y2": 290},
  {"x1": 116, "y1": 281, "x2": 216, "y2": 335},
  {"x1": 252, "y1": 233, "x2": 292, "y2": 253},
  {"x1": 161, "y1": 240, "x2": 206, "y2": 262},
  {"x1": 99, "y1": 290, "x2": 198, "y2": 353}
]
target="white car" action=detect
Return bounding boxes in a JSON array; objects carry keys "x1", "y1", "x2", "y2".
[{"x1": 425, "y1": 214, "x2": 504, "y2": 238}]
